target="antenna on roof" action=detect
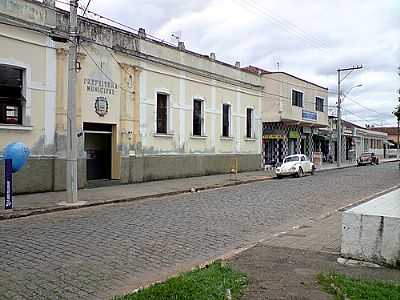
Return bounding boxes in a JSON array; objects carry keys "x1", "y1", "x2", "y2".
[
  {"x1": 170, "y1": 31, "x2": 181, "y2": 46},
  {"x1": 276, "y1": 61, "x2": 280, "y2": 71}
]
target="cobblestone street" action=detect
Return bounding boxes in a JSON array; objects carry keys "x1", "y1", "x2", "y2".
[{"x1": 0, "y1": 162, "x2": 399, "y2": 299}]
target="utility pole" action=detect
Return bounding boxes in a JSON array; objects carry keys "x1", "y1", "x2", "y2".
[
  {"x1": 66, "y1": 0, "x2": 79, "y2": 203},
  {"x1": 336, "y1": 65, "x2": 363, "y2": 166},
  {"x1": 397, "y1": 67, "x2": 400, "y2": 160}
]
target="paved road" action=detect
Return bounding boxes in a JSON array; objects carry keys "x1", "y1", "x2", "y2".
[{"x1": 0, "y1": 163, "x2": 399, "y2": 299}]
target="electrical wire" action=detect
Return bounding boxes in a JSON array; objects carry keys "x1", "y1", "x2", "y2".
[
  {"x1": 78, "y1": 42, "x2": 135, "y2": 95},
  {"x1": 4, "y1": 3, "x2": 391, "y2": 125},
  {"x1": 56, "y1": 0, "x2": 333, "y2": 95},
  {"x1": 234, "y1": 0, "x2": 330, "y2": 53},
  {"x1": 245, "y1": 0, "x2": 331, "y2": 49},
  {"x1": 344, "y1": 96, "x2": 393, "y2": 118}
]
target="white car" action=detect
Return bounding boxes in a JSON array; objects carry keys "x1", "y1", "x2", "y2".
[{"x1": 275, "y1": 154, "x2": 315, "y2": 179}]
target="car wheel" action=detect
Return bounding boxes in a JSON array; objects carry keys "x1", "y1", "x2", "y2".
[
  {"x1": 276, "y1": 175, "x2": 283, "y2": 179},
  {"x1": 297, "y1": 168, "x2": 303, "y2": 178}
]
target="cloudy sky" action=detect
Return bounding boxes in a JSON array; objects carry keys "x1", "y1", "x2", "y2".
[{"x1": 67, "y1": 0, "x2": 399, "y2": 126}]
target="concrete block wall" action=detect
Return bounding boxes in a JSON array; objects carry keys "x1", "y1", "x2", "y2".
[{"x1": 341, "y1": 189, "x2": 400, "y2": 267}]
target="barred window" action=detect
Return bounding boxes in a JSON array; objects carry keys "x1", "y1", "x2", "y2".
[
  {"x1": 246, "y1": 108, "x2": 254, "y2": 138},
  {"x1": 193, "y1": 99, "x2": 204, "y2": 136},
  {"x1": 0, "y1": 65, "x2": 23, "y2": 125},
  {"x1": 156, "y1": 93, "x2": 168, "y2": 134},
  {"x1": 316, "y1": 97, "x2": 324, "y2": 112},
  {"x1": 292, "y1": 90, "x2": 303, "y2": 107},
  {"x1": 222, "y1": 103, "x2": 231, "y2": 137}
]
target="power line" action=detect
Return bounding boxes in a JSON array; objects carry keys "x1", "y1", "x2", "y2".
[
  {"x1": 234, "y1": 0, "x2": 330, "y2": 53},
  {"x1": 245, "y1": 0, "x2": 331, "y2": 49},
  {"x1": 78, "y1": 42, "x2": 135, "y2": 95},
  {"x1": 341, "y1": 108, "x2": 387, "y2": 126},
  {"x1": 56, "y1": 0, "x2": 333, "y2": 96},
  {"x1": 344, "y1": 95, "x2": 393, "y2": 118},
  {"x1": 328, "y1": 104, "x2": 392, "y2": 126}
]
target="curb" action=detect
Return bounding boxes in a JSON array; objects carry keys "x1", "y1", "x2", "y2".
[
  {"x1": 1, "y1": 159, "x2": 398, "y2": 221},
  {"x1": 315, "y1": 159, "x2": 399, "y2": 173},
  {"x1": 0, "y1": 176, "x2": 273, "y2": 221}
]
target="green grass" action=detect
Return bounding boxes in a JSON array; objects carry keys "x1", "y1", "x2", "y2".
[
  {"x1": 114, "y1": 261, "x2": 247, "y2": 300},
  {"x1": 317, "y1": 272, "x2": 400, "y2": 300}
]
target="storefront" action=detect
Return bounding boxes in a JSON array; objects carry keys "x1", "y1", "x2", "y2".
[{"x1": 262, "y1": 122, "x2": 301, "y2": 166}]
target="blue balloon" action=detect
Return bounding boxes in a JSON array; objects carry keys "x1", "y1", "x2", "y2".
[{"x1": 3, "y1": 142, "x2": 30, "y2": 173}]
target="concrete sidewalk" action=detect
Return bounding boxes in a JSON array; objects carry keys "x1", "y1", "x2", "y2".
[
  {"x1": 229, "y1": 210, "x2": 400, "y2": 299},
  {"x1": 0, "y1": 158, "x2": 397, "y2": 221}
]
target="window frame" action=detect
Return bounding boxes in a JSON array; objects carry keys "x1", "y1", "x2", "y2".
[
  {"x1": 0, "y1": 64, "x2": 25, "y2": 126},
  {"x1": 155, "y1": 91, "x2": 170, "y2": 135},
  {"x1": 221, "y1": 102, "x2": 232, "y2": 138},
  {"x1": 291, "y1": 89, "x2": 304, "y2": 107},
  {"x1": 315, "y1": 97, "x2": 324, "y2": 112},
  {"x1": 192, "y1": 98, "x2": 205, "y2": 136},
  {"x1": 246, "y1": 107, "x2": 255, "y2": 139}
]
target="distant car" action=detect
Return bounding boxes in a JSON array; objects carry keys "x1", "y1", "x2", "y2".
[
  {"x1": 275, "y1": 154, "x2": 315, "y2": 179},
  {"x1": 357, "y1": 152, "x2": 379, "y2": 166}
]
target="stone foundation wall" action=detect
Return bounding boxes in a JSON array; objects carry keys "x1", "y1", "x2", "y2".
[
  {"x1": 0, "y1": 158, "x2": 87, "y2": 195},
  {"x1": 1, "y1": 154, "x2": 261, "y2": 194},
  {"x1": 131, "y1": 154, "x2": 261, "y2": 182}
]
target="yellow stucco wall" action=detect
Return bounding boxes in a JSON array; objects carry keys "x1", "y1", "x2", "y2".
[{"x1": 0, "y1": 23, "x2": 56, "y2": 155}]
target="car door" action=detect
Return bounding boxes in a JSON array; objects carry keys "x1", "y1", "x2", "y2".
[{"x1": 302, "y1": 155, "x2": 311, "y2": 172}]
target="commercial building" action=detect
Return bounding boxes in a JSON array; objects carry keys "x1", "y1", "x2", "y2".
[
  {"x1": 320, "y1": 117, "x2": 388, "y2": 163},
  {"x1": 369, "y1": 127, "x2": 399, "y2": 148},
  {"x1": 243, "y1": 66, "x2": 329, "y2": 166},
  {"x1": 0, "y1": 0, "x2": 263, "y2": 194}
]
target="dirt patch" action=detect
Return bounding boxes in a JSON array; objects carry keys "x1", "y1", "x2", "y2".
[{"x1": 229, "y1": 245, "x2": 400, "y2": 300}]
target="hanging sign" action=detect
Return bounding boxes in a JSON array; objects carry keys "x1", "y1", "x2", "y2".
[
  {"x1": 263, "y1": 134, "x2": 285, "y2": 140},
  {"x1": 302, "y1": 110, "x2": 317, "y2": 121},
  {"x1": 289, "y1": 131, "x2": 300, "y2": 139}
]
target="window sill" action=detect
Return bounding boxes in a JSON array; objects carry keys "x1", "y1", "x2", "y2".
[
  {"x1": 0, "y1": 124, "x2": 33, "y2": 131},
  {"x1": 190, "y1": 135, "x2": 207, "y2": 139},
  {"x1": 220, "y1": 136, "x2": 233, "y2": 140},
  {"x1": 153, "y1": 133, "x2": 174, "y2": 138},
  {"x1": 244, "y1": 137, "x2": 257, "y2": 141}
]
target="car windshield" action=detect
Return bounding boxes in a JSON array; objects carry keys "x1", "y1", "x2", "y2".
[{"x1": 284, "y1": 156, "x2": 300, "y2": 163}]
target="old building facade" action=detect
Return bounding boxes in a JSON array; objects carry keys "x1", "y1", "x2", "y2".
[
  {"x1": 323, "y1": 117, "x2": 388, "y2": 162},
  {"x1": 0, "y1": 0, "x2": 263, "y2": 194},
  {"x1": 243, "y1": 66, "x2": 329, "y2": 166}
]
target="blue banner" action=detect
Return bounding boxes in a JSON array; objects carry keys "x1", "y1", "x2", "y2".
[
  {"x1": 4, "y1": 159, "x2": 12, "y2": 210},
  {"x1": 302, "y1": 110, "x2": 317, "y2": 121}
]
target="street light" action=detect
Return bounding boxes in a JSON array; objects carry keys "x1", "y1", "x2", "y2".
[{"x1": 343, "y1": 84, "x2": 363, "y2": 99}]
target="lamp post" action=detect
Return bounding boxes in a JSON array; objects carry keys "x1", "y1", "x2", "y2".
[{"x1": 344, "y1": 84, "x2": 363, "y2": 97}]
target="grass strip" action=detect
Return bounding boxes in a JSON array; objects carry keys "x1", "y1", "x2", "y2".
[
  {"x1": 114, "y1": 261, "x2": 247, "y2": 300},
  {"x1": 317, "y1": 272, "x2": 400, "y2": 300}
]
